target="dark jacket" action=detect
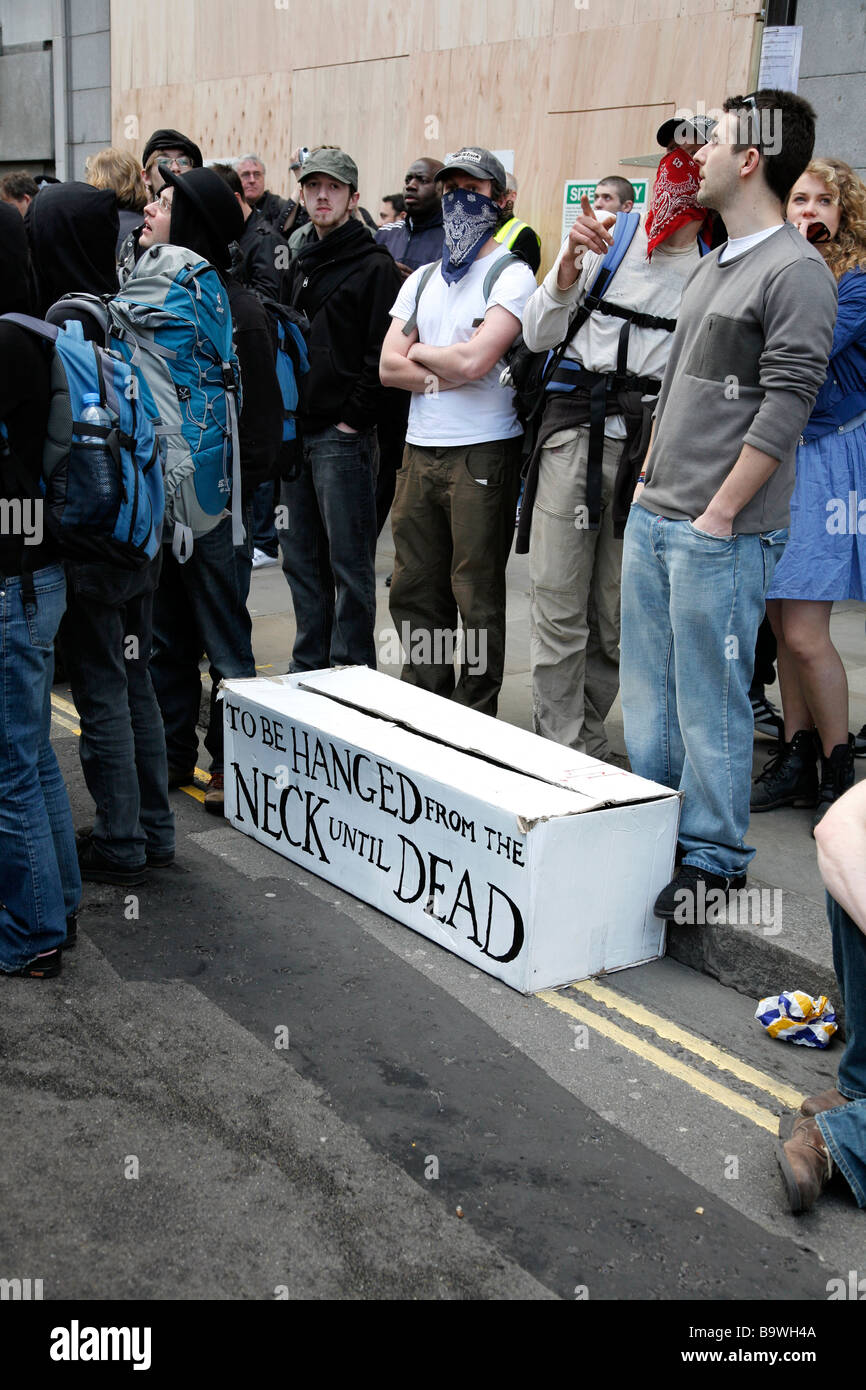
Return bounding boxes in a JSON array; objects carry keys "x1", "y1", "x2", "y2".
[
  {"x1": 226, "y1": 279, "x2": 283, "y2": 499},
  {"x1": 26, "y1": 182, "x2": 119, "y2": 316},
  {"x1": 286, "y1": 217, "x2": 402, "y2": 434},
  {"x1": 0, "y1": 323, "x2": 53, "y2": 579},
  {"x1": 237, "y1": 208, "x2": 287, "y2": 301},
  {"x1": 375, "y1": 206, "x2": 444, "y2": 273},
  {"x1": 116, "y1": 207, "x2": 144, "y2": 259},
  {"x1": 252, "y1": 189, "x2": 290, "y2": 229}
]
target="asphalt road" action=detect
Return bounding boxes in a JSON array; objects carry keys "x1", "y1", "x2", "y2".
[{"x1": 2, "y1": 715, "x2": 864, "y2": 1307}]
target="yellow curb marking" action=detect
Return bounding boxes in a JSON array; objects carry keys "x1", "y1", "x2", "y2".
[
  {"x1": 569, "y1": 978, "x2": 804, "y2": 1109},
  {"x1": 537, "y1": 989, "x2": 780, "y2": 1134}
]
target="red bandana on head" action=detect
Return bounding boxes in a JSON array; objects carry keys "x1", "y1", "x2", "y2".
[{"x1": 644, "y1": 148, "x2": 707, "y2": 258}]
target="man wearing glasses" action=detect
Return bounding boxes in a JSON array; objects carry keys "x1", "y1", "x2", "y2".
[
  {"x1": 119, "y1": 128, "x2": 203, "y2": 277},
  {"x1": 617, "y1": 89, "x2": 838, "y2": 920}
]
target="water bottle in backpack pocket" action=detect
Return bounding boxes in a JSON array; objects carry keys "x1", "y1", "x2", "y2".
[{"x1": 68, "y1": 393, "x2": 124, "y2": 530}]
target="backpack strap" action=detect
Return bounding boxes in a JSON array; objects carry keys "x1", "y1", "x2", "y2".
[
  {"x1": 401, "y1": 251, "x2": 522, "y2": 339},
  {"x1": 401, "y1": 261, "x2": 440, "y2": 337},
  {"x1": 0, "y1": 312, "x2": 60, "y2": 342},
  {"x1": 481, "y1": 250, "x2": 521, "y2": 301}
]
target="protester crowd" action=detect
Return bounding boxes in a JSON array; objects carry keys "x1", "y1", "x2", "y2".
[{"x1": 1, "y1": 90, "x2": 865, "y2": 1220}]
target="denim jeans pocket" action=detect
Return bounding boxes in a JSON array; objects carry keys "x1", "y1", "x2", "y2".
[
  {"x1": 760, "y1": 526, "x2": 788, "y2": 588},
  {"x1": 23, "y1": 570, "x2": 67, "y2": 650},
  {"x1": 686, "y1": 520, "x2": 735, "y2": 543}
]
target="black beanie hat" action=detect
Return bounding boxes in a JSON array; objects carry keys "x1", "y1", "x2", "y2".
[
  {"x1": 162, "y1": 166, "x2": 244, "y2": 270},
  {"x1": 141, "y1": 128, "x2": 203, "y2": 170}
]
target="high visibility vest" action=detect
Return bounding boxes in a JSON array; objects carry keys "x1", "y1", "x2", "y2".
[{"x1": 494, "y1": 217, "x2": 541, "y2": 253}]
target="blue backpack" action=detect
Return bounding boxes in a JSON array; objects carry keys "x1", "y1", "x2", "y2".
[
  {"x1": 257, "y1": 298, "x2": 309, "y2": 444},
  {"x1": 52, "y1": 245, "x2": 243, "y2": 564},
  {"x1": 1, "y1": 313, "x2": 163, "y2": 569}
]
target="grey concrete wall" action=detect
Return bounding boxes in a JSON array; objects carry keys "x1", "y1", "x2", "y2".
[
  {"x1": 67, "y1": 0, "x2": 111, "y2": 179},
  {"x1": 0, "y1": 0, "x2": 111, "y2": 177},
  {"x1": 798, "y1": 0, "x2": 866, "y2": 178}
]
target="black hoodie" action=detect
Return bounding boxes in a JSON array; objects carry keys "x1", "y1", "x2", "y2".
[
  {"x1": 286, "y1": 217, "x2": 401, "y2": 434},
  {"x1": 26, "y1": 182, "x2": 119, "y2": 315},
  {"x1": 0, "y1": 203, "x2": 53, "y2": 577}
]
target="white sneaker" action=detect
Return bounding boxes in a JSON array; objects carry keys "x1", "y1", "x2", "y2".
[{"x1": 252, "y1": 548, "x2": 278, "y2": 569}]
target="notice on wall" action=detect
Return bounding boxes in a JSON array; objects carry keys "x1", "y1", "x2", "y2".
[
  {"x1": 561, "y1": 178, "x2": 648, "y2": 244},
  {"x1": 758, "y1": 25, "x2": 803, "y2": 92}
]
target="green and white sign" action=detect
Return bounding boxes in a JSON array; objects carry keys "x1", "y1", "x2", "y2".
[{"x1": 561, "y1": 178, "x2": 648, "y2": 244}]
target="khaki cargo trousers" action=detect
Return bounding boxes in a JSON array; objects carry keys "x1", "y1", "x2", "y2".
[
  {"x1": 389, "y1": 437, "x2": 522, "y2": 717},
  {"x1": 529, "y1": 425, "x2": 624, "y2": 759}
]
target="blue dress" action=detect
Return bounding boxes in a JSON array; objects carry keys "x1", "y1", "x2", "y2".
[{"x1": 768, "y1": 267, "x2": 866, "y2": 601}]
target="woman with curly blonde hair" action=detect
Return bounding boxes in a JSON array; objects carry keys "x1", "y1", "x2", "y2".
[
  {"x1": 752, "y1": 158, "x2": 866, "y2": 830},
  {"x1": 84, "y1": 147, "x2": 147, "y2": 255}
]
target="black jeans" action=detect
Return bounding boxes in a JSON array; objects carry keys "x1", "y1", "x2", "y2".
[
  {"x1": 152, "y1": 517, "x2": 256, "y2": 776},
  {"x1": 278, "y1": 424, "x2": 378, "y2": 671},
  {"x1": 63, "y1": 556, "x2": 174, "y2": 867}
]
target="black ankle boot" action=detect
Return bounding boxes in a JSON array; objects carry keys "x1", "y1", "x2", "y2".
[
  {"x1": 812, "y1": 735, "x2": 856, "y2": 834},
  {"x1": 751, "y1": 729, "x2": 819, "y2": 812}
]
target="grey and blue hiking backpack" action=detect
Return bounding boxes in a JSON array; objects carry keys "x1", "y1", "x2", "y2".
[
  {"x1": 0, "y1": 313, "x2": 163, "y2": 569},
  {"x1": 53, "y1": 245, "x2": 243, "y2": 563}
]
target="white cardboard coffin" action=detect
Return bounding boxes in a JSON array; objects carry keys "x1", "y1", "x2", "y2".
[{"x1": 220, "y1": 668, "x2": 681, "y2": 993}]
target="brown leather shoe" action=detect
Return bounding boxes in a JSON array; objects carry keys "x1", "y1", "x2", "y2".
[
  {"x1": 204, "y1": 772, "x2": 224, "y2": 817},
  {"x1": 775, "y1": 1114, "x2": 833, "y2": 1214},
  {"x1": 800, "y1": 1086, "x2": 849, "y2": 1117}
]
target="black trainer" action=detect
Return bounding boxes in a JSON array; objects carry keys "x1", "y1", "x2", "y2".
[
  {"x1": 750, "y1": 689, "x2": 784, "y2": 741},
  {"x1": 812, "y1": 735, "x2": 856, "y2": 834},
  {"x1": 751, "y1": 729, "x2": 819, "y2": 812},
  {"x1": 853, "y1": 724, "x2": 866, "y2": 758},
  {"x1": 654, "y1": 863, "x2": 747, "y2": 921},
  {"x1": 77, "y1": 836, "x2": 147, "y2": 887}
]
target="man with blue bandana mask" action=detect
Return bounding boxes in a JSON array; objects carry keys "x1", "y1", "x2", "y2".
[{"x1": 380, "y1": 147, "x2": 537, "y2": 716}]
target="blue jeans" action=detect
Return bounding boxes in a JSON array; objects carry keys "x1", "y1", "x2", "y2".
[
  {"x1": 63, "y1": 559, "x2": 175, "y2": 868},
  {"x1": 151, "y1": 516, "x2": 256, "y2": 776},
  {"x1": 0, "y1": 565, "x2": 81, "y2": 972},
  {"x1": 620, "y1": 504, "x2": 787, "y2": 878},
  {"x1": 278, "y1": 424, "x2": 377, "y2": 671},
  {"x1": 817, "y1": 894, "x2": 866, "y2": 1207}
]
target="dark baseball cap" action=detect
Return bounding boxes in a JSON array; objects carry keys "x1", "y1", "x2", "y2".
[
  {"x1": 656, "y1": 114, "x2": 716, "y2": 149},
  {"x1": 142, "y1": 128, "x2": 204, "y2": 169},
  {"x1": 298, "y1": 148, "x2": 358, "y2": 189},
  {"x1": 439, "y1": 147, "x2": 507, "y2": 188}
]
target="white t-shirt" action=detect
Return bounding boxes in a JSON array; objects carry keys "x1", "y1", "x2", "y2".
[
  {"x1": 718, "y1": 223, "x2": 784, "y2": 263},
  {"x1": 391, "y1": 246, "x2": 538, "y2": 447}
]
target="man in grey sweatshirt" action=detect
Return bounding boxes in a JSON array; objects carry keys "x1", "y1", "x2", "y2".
[{"x1": 617, "y1": 89, "x2": 837, "y2": 920}]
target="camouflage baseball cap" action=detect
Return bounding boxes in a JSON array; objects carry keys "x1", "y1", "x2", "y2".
[{"x1": 298, "y1": 148, "x2": 358, "y2": 189}]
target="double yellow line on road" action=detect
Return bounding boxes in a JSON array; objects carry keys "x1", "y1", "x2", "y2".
[
  {"x1": 538, "y1": 980, "x2": 804, "y2": 1134},
  {"x1": 50, "y1": 692, "x2": 206, "y2": 802}
]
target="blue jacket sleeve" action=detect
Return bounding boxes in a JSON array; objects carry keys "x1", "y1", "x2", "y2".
[{"x1": 829, "y1": 269, "x2": 866, "y2": 359}]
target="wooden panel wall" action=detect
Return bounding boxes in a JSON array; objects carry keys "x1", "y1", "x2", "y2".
[{"x1": 110, "y1": 0, "x2": 762, "y2": 270}]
